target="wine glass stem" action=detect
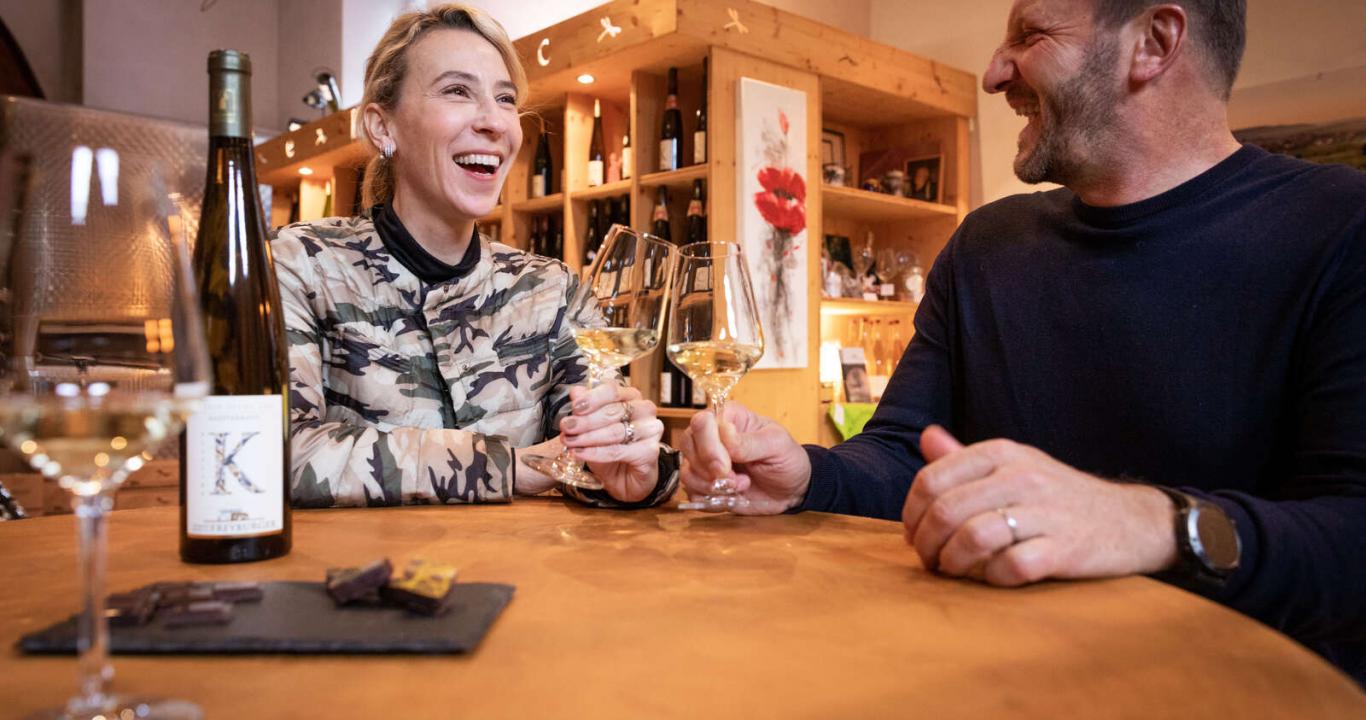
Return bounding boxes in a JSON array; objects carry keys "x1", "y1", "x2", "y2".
[{"x1": 71, "y1": 490, "x2": 114, "y2": 714}]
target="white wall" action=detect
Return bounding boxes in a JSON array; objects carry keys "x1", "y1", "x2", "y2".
[
  {"x1": 869, "y1": 0, "x2": 1366, "y2": 209},
  {"x1": 82, "y1": 0, "x2": 281, "y2": 132},
  {"x1": 278, "y1": 0, "x2": 343, "y2": 130}
]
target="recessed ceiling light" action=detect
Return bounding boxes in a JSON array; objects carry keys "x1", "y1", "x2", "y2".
[
  {"x1": 577, "y1": 73, "x2": 595, "y2": 85},
  {"x1": 298, "y1": 167, "x2": 314, "y2": 176}
]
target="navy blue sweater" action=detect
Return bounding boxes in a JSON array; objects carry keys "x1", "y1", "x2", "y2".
[{"x1": 801, "y1": 145, "x2": 1366, "y2": 682}]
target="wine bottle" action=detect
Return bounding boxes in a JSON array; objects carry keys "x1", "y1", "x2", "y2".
[
  {"x1": 550, "y1": 215, "x2": 564, "y2": 261},
  {"x1": 621, "y1": 132, "x2": 633, "y2": 180},
  {"x1": 686, "y1": 179, "x2": 706, "y2": 244},
  {"x1": 587, "y1": 99, "x2": 605, "y2": 188},
  {"x1": 651, "y1": 187, "x2": 672, "y2": 241},
  {"x1": 532, "y1": 128, "x2": 553, "y2": 198},
  {"x1": 660, "y1": 67, "x2": 682, "y2": 172},
  {"x1": 530, "y1": 214, "x2": 544, "y2": 256},
  {"x1": 182, "y1": 49, "x2": 291, "y2": 564},
  {"x1": 693, "y1": 59, "x2": 708, "y2": 166},
  {"x1": 584, "y1": 200, "x2": 601, "y2": 265}
]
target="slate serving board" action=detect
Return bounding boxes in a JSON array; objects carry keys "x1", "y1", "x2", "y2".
[{"x1": 19, "y1": 581, "x2": 515, "y2": 655}]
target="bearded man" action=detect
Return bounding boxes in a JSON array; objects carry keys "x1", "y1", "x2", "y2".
[{"x1": 679, "y1": 0, "x2": 1366, "y2": 683}]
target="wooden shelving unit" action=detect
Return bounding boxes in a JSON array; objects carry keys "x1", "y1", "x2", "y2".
[
  {"x1": 820, "y1": 298, "x2": 919, "y2": 317},
  {"x1": 255, "y1": 0, "x2": 977, "y2": 446},
  {"x1": 822, "y1": 185, "x2": 957, "y2": 223},
  {"x1": 639, "y1": 165, "x2": 708, "y2": 192}
]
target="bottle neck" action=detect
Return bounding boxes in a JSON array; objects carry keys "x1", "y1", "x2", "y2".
[{"x1": 209, "y1": 68, "x2": 251, "y2": 139}]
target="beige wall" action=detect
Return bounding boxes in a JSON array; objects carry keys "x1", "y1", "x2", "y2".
[
  {"x1": 0, "y1": 0, "x2": 79, "y2": 103},
  {"x1": 870, "y1": 0, "x2": 1366, "y2": 209},
  {"x1": 478, "y1": 0, "x2": 871, "y2": 40}
]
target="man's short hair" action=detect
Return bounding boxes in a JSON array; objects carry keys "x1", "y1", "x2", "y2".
[{"x1": 1092, "y1": 0, "x2": 1246, "y2": 99}]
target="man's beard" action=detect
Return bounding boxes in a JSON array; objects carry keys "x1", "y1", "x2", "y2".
[{"x1": 1013, "y1": 37, "x2": 1122, "y2": 186}]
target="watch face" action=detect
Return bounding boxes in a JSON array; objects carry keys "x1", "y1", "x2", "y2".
[{"x1": 1192, "y1": 505, "x2": 1241, "y2": 571}]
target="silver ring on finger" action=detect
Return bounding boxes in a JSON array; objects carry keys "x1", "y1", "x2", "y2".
[
  {"x1": 620, "y1": 416, "x2": 636, "y2": 444},
  {"x1": 619, "y1": 400, "x2": 632, "y2": 420},
  {"x1": 996, "y1": 507, "x2": 1022, "y2": 545}
]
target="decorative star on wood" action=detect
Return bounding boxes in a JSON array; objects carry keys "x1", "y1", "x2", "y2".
[
  {"x1": 315, "y1": 128, "x2": 328, "y2": 146},
  {"x1": 724, "y1": 8, "x2": 750, "y2": 34},
  {"x1": 284, "y1": 139, "x2": 295, "y2": 159},
  {"x1": 597, "y1": 16, "x2": 622, "y2": 43},
  {"x1": 537, "y1": 38, "x2": 551, "y2": 67}
]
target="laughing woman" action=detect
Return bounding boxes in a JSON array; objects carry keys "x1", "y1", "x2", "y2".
[{"x1": 273, "y1": 4, "x2": 676, "y2": 508}]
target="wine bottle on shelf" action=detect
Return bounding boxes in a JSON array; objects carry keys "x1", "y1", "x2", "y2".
[
  {"x1": 660, "y1": 67, "x2": 682, "y2": 172},
  {"x1": 182, "y1": 49, "x2": 291, "y2": 564},
  {"x1": 621, "y1": 132, "x2": 633, "y2": 180},
  {"x1": 693, "y1": 58, "x2": 708, "y2": 166},
  {"x1": 686, "y1": 179, "x2": 706, "y2": 244},
  {"x1": 550, "y1": 214, "x2": 564, "y2": 261},
  {"x1": 611, "y1": 194, "x2": 630, "y2": 230},
  {"x1": 583, "y1": 200, "x2": 601, "y2": 266},
  {"x1": 597, "y1": 196, "x2": 614, "y2": 248},
  {"x1": 651, "y1": 187, "x2": 672, "y2": 241},
  {"x1": 532, "y1": 128, "x2": 553, "y2": 198},
  {"x1": 530, "y1": 214, "x2": 544, "y2": 256},
  {"x1": 587, "y1": 99, "x2": 606, "y2": 188}
]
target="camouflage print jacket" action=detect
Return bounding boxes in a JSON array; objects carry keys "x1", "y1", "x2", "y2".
[{"x1": 272, "y1": 213, "x2": 677, "y2": 508}]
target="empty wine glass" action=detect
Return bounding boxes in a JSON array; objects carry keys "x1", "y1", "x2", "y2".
[
  {"x1": 0, "y1": 149, "x2": 209, "y2": 719},
  {"x1": 875, "y1": 248, "x2": 907, "y2": 299},
  {"x1": 669, "y1": 241, "x2": 765, "y2": 512},
  {"x1": 523, "y1": 225, "x2": 676, "y2": 489}
]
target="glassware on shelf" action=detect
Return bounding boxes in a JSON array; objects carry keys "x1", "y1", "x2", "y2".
[
  {"x1": 902, "y1": 251, "x2": 926, "y2": 305},
  {"x1": 522, "y1": 225, "x2": 676, "y2": 489},
  {"x1": 0, "y1": 151, "x2": 210, "y2": 720},
  {"x1": 669, "y1": 241, "x2": 765, "y2": 512},
  {"x1": 875, "y1": 248, "x2": 908, "y2": 299},
  {"x1": 852, "y1": 231, "x2": 876, "y2": 298}
]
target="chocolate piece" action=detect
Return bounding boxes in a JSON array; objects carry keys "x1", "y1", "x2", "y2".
[
  {"x1": 326, "y1": 559, "x2": 393, "y2": 606},
  {"x1": 163, "y1": 600, "x2": 234, "y2": 628},
  {"x1": 382, "y1": 559, "x2": 457, "y2": 616},
  {"x1": 212, "y1": 581, "x2": 264, "y2": 603},
  {"x1": 105, "y1": 588, "x2": 161, "y2": 627},
  {"x1": 154, "y1": 582, "x2": 215, "y2": 608}
]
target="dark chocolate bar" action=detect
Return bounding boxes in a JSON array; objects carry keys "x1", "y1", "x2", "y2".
[
  {"x1": 105, "y1": 588, "x2": 161, "y2": 627},
  {"x1": 381, "y1": 559, "x2": 458, "y2": 616},
  {"x1": 211, "y1": 581, "x2": 264, "y2": 603},
  {"x1": 326, "y1": 558, "x2": 393, "y2": 606},
  {"x1": 163, "y1": 600, "x2": 234, "y2": 628},
  {"x1": 154, "y1": 582, "x2": 215, "y2": 608}
]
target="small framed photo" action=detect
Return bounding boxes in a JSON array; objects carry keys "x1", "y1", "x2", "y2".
[
  {"x1": 821, "y1": 128, "x2": 846, "y2": 168},
  {"x1": 904, "y1": 154, "x2": 943, "y2": 203},
  {"x1": 839, "y1": 347, "x2": 871, "y2": 402}
]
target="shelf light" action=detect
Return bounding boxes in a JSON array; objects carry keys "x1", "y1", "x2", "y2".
[
  {"x1": 298, "y1": 167, "x2": 314, "y2": 176},
  {"x1": 577, "y1": 73, "x2": 595, "y2": 85}
]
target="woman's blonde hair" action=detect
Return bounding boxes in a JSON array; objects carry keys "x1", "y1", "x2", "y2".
[{"x1": 357, "y1": 4, "x2": 527, "y2": 208}]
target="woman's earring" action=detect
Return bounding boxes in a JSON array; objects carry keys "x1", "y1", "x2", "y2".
[{"x1": 382, "y1": 139, "x2": 395, "y2": 159}]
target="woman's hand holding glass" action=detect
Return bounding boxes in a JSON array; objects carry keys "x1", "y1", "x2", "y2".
[{"x1": 558, "y1": 383, "x2": 665, "y2": 502}]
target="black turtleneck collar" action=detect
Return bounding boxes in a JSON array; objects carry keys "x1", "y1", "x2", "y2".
[{"x1": 372, "y1": 202, "x2": 481, "y2": 284}]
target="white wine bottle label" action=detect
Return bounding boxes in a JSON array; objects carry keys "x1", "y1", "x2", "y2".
[
  {"x1": 659, "y1": 140, "x2": 679, "y2": 171},
  {"x1": 659, "y1": 371, "x2": 674, "y2": 405},
  {"x1": 532, "y1": 175, "x2": 547, "y2": 198},
  {"x1": 693, "y1": 131, "x2": 706, "y2": 165},
  {"x1": 185, "y1": 394, "x2": 285, "y2": 538},
  {"x1": 621, "y1": 147, "x2": 633, "y2": 179},
  {"x1": 587, "y1": 160, "x2": 605, "y2": 187}
]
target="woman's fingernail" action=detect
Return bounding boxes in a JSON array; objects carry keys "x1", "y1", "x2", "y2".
[
  {"x1": 562, "y1": 418, "x2": 578, "y2": 431},
  {"x1": 573, "y1": 399, "x2": 588, "y2": 412}
]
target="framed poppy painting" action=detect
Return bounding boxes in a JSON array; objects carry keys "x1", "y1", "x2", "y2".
[{"x1": 737, "y1": 77, "x2": 809, "y2": 369}]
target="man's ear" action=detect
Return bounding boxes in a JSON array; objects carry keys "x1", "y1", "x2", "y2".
[
  {"x1": 1128, "y1": 4, "x2": 1188, "y2": 86},
  {"x1": 361, "y1": 103, "x2": 395, "y2": 152}
]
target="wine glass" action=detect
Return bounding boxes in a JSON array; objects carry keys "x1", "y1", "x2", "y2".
[
  {"x1": 523, "y1": 225, "x2": 676, "y2": 489},
  {"x1": 0, "y1": 149, "x2": 209, "y2": 719},
  {"x1": 669, "y1": 241, "x2": 765, "y2": 512},
  {"x1": 875, "y1": 248, "x2": 907, "y2": 299}
]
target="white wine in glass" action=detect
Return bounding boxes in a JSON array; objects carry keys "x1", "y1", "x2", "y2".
[
  {"x1": 668, "y1": 241, "x2": 765, "y2": 511},
  {"x1": 0, "y1": 149, "x2": 210, "y2": 720},
  {"x1": 523, "y1": 225, "x2": 676, "y2": 489}
]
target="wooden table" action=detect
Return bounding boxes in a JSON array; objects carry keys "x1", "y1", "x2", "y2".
[{"x1": 2, "y1": 502, "x2": 1362, "y2": 718}]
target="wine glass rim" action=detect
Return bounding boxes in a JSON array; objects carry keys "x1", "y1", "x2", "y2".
[
  {"x1": 609, "y1": 224, "x2": 673, "y2": 250},
  {"x1": 678, "y1": 241, "x2": 744, "y2": 259}
]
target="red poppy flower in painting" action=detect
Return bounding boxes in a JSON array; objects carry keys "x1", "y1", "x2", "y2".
[{"x1": 754, "y1": 166, "x2": 807, "y2": 236}]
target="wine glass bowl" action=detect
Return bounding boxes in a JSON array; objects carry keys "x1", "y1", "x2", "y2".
[
  {"x1": 667, "y1": 241, "x2": 765, "y2": 512},
  {"x1": 523, "y1": 225, "x2": 676, "y2": 489},
  {"x1": 0, "y1": 150, "x2": 208, "y2": 719}
]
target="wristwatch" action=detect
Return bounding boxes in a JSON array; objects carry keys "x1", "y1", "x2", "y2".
[{"x1": 1152, "y1": 485, "x2": 1241, "y2": 588}]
